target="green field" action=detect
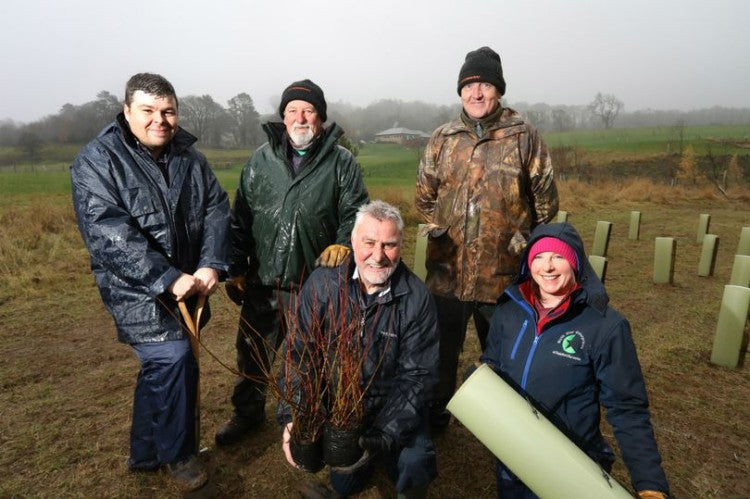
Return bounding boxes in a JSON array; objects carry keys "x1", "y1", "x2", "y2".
[{"x1": 0, "y1": 136, "x2": 749, "y2": 497}]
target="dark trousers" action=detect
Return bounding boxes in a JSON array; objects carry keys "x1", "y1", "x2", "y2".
[
  {"x1": 329, "y1": 419, "x2": 437, "y2": 495},
  {"x1": 129, "y1": 339, "x2": 197, "y2": 467},
  {"x1": 231, "y1": 287, "x2": 293, "y2": 420},
  {"x1": 431, "y1": 294, "x2": 495, "y2": 419}
]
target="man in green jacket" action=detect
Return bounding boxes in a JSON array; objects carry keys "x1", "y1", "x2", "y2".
[
  {"x1": 216, "y1": 79, "x2": 369, "y2": 445},
  {"x1": 415, "y1": 47, "x2": 559, "y2": 431}
]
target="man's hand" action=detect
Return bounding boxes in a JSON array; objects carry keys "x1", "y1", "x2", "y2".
[
  {"x1": 315, "y1": 244, "x2": 351, "y2": 268},
  {"x1": 358, "y1": 431, "x2": 394, "y2": 456},
  {"x1": 168, "y1": 273, "x2": 202, "y2": 301},
  {"x1": 225, "y1": 276, "x2": 246, "y2": 305},
  {"x1": 330, "y1": 430, "x2": 393, "y2": 475},
  {"x1": 193, "y1": 267, "x2": 219, "y2": 295},
  {"x1": 281, "y1": 423, "x2": 300, "y2": 469}
]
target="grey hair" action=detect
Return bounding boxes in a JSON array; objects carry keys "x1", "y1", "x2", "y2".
[{"x1": 353, "y1": 200, "x2": 404, "y2": 236}]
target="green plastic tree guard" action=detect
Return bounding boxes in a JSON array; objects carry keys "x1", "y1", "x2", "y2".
[
  {"x1": 588, "y1": 255, "x2": 607, "y2": 282},
  {"x1": 710, "y1": 285, "x2": 750, "y2": 368},
  {"x1": 629, "y1": 211, "x2": 641, "y2": 241},
  {"x1": 591, "y1": 221, "x2": 613, "y2": 257},
  {"x1": 654, "y1": 237, "x2": 676, "y2": 284},
  {"x1": 447, "y1": 364, "x2": 632, "y2": 498},
  {"x1": 729, "y1": 255, "x2": 750, "y2": 287},
  {"x1": 696, "y1": 214, "x2": 710, "y2": 244},
  {"x1": 413, "y1": 224, "x2": 427, "y2": 282},
  {"x1": 557, "y1": 210, "x2": 569, "y2": 223},
  {"x1": 738, "y1": 227, "x2": 750, "y2": 256},
  {"x1": 698, "y1": 234, "x2": 719, "y2": 277}
]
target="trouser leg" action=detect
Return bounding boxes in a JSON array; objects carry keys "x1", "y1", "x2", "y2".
[
  {"x1": 231, "y1": 287, "x2": 291, "y2": 420},
  {"x1": 130, "y1": 339, "x2": 197, "y2": 465},
  {"x1": 388, "y1": 416, "x2": 437, "y2": 495},
  {"x1": 431, "y1": 295, "x2": 473, "y2": 421},
  {"x1": 472, "y1": 302, "x2": 495, "y2": 352}
]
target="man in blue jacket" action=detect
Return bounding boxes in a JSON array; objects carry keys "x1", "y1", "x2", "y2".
[
  {"x1": 216, "y1": 79, "x2": 369, "y2": 445},
  {"x1": 71, "y1": 73, "x2": 230, "y2": 493},
  {"x1": 280, "y1": 201, "x2": 439, "y2": 498}
]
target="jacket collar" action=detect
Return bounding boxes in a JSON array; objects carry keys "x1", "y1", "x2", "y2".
[
  {"x1": 262, "y1": 121, "x2": 344, "y2": 161},
  {"x1": 440, "y1": 106, "x2": 526, "y2": 137}
]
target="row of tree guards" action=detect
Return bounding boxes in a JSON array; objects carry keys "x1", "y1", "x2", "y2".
[{"x1": 413, "y1": 219, "x2": 750, "y2": 369}]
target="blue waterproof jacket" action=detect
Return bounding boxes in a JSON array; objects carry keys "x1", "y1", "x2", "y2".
[
  {"x1": 71, "y1": 114, "x2": 230, "y2": 344},
  {"x1": 278, "y1": 257, "x2": 439, "y2": 446},
  {"x1": 481, "y1": 223, "x2": 669, "y2": 494}
]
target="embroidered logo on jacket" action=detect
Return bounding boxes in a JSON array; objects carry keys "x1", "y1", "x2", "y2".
[{"x1": 553, "y1": 330, "x2": 585, "y2": 361}]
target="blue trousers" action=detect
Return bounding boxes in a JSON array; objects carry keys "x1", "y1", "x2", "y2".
[
  {"x1": 329, "y1": 422, "x2": 437, "y2": 495},
  {"x1": 129, "y1": 339, "x2": 198, "y2": 468}
]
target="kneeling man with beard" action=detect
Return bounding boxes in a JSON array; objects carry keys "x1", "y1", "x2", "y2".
[{"x1": 279, "y1": 200, "x2": 439, "y2": 498}]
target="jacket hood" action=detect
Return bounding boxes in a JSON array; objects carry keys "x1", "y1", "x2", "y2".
[{"x1": 515, "y1": 222, "x2": 609, "y2": 313}]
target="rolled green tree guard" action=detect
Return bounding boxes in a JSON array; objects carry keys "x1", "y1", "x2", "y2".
[
  {"x1": 654, "y1": 237, "x2": 676, "y2": 284},
  {"x1": 729, "y1": 255, "x2": 750, "y2": 287},
  {"x1": 698, "y1": 234, "x2": 719, "y2": 277},
  {"x1": 629, "y1": 211, "x2": 641, "y2": 241},
  {"x1": 557, "y1": 210, "x2": 569, "y2": 223},
  {"x1": 413, "y1": 224, "x2": 427, "y2": 282},
  {"x1": 588, "y1": 255, "x2": 608, "y2": 282},
  {"x1": 591, "y1": 221, "x2": 613, "y2": 257},
  {"x1": 696, "y1": 213, "x2": 710, "y2": 244},
  {"x1": 710, "y1": 285, "x2": 750, "y2": 368},
  {"x1": 447, "y1": 364, "x2": 632, "y2": 498},
  {"x1": 738, "y1": 227, "x2": 750, "y2": 256}
]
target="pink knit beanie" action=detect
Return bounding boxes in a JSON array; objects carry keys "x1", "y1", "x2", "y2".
[{"x1": 527, "y1": 237, "x2": 578, "y2": 271}]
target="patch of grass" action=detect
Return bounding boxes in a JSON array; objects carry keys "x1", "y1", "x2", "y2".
[{"x1": 1, "y1": 144, "x2": 749, "y2": 497}]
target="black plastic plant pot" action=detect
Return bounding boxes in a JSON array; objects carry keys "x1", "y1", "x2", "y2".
[
  {"x1": 322, "y1": 423, "x2": 363, "y2": 467},
  {"x1": 290, "y1": 436, "x2": 324, "y2": 473}
]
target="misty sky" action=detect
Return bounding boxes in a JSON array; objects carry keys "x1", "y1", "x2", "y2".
[{"x1": 1, "y1": 0, "x2": 748, "y2": 123}]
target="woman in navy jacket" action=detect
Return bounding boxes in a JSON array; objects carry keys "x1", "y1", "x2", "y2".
[{"x1": 481, "y1": 223, "x2": 669, "y2": 498}]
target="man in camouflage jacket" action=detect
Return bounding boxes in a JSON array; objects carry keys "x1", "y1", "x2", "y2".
[{"x1": 415, "y1": 46, "x2": 559, "y2": 429}]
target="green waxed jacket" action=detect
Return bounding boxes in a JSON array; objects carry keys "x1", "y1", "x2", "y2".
[
  {"x1": 415, "y1": 107, "x2": 559, "y2": 303},
  {"x1": 229, "y1": 122, "x2": 369, "y2": 290}
]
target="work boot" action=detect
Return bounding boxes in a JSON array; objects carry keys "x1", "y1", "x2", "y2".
[
  {"x1": 214, "y1": 412, "x2": 264, "y2": 446},
  {"x1": 167, "y1": 455, "x2": 208, "y2": 492}
]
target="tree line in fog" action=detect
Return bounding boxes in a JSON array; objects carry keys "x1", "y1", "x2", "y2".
[{"x1": 2, "y1": 90, "x2": 749, "y2": 150}]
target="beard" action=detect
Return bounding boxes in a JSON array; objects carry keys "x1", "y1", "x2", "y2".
[
  {"x1": 361, "y1": 258, "x2": 398, "y2": 287},
  {"x1": 289, "y1": 125, "x2": 315, "y2": 149}
]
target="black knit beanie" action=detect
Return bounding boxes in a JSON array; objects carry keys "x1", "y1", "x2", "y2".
[
  {"x1": 278, "y1": 79, "x2": 327, "y2": 122},
  {"x1": 457, "y1": 47, "x2": 506, "y2": 95}
]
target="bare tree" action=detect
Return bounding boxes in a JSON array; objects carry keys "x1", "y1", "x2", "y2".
[
  {"x1": 227, "y1": 93, "x2": 262, "y2": 148},
  {"x1": 551, "y1": 108, "x2": 574, "y2": 132},
  {"x1": 180, "y1": 95, "x2": 226, "y2": 147},
  {"x1": 588, "y1": 92, "x2": 624, "y2": 129}
]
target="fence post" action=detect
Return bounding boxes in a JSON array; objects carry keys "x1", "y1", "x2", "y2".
[
  {"x1": 696, "y1": 214, "x2": 710, "y2": 244},
  {"x1": 557, "y1": 211, "x2": 569, "y2": 223},
  {"x1": 413, "y1": 224, "x2": 428, "y2": 282},
  {"x1": 588, "y1": 255, "x2": 607, "y2": 283},
  {"x1": 698, "y1": 234, "x2": 719, "y2": 277},
  {"x1": 737, "y1": 227, "x2": 750, "y2": 256},
  {"x1": 654, "y1": 237, "x2": 676, "y2": 284},
  {"x1": 628, "y1": 211, "x2": 641, "y2": 241},
  {"x1": 729, "y1": 255, "x2": 750, "y2": 287},
  {"x1": 591, "y1": 221, "x2": 613, "y2": 257},
  {"x1": 710, "y1": 285, "x2": 750, "y2": 369}
]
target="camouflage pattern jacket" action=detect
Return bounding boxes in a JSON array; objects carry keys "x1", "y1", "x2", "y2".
[{"x1": 415, "y1": 107, "x2": 558, "y2": 303}]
